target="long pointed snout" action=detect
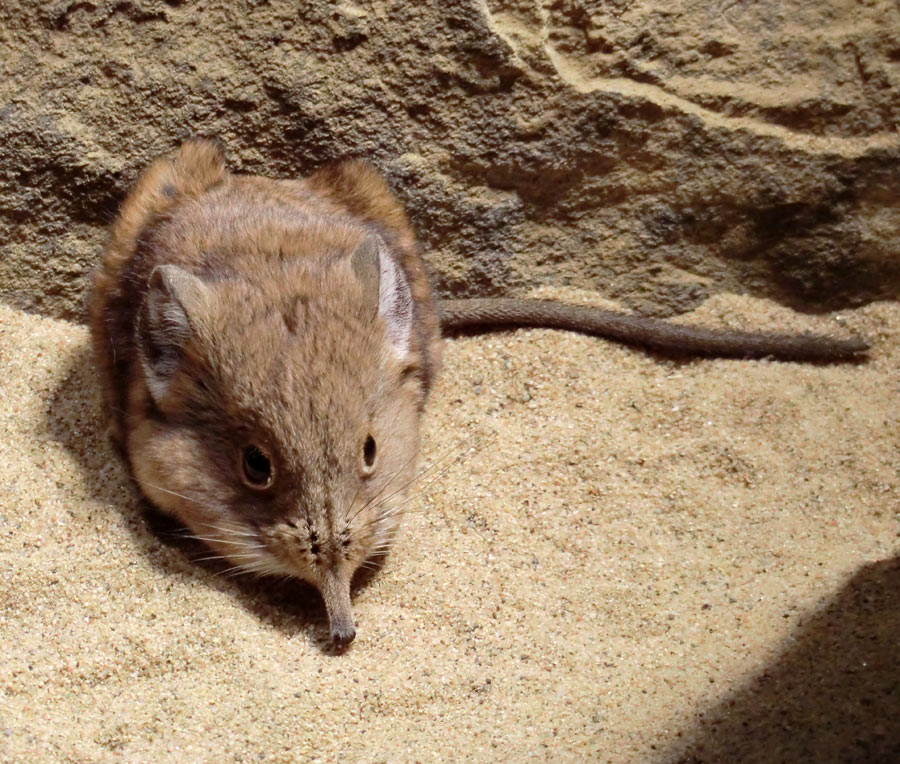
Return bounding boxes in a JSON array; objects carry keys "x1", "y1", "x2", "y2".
[{"x1": 320, "y1": 571, "x2": 356, "y2": 647}]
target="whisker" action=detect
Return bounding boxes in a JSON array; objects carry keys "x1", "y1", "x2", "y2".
[
  {"x1": 217, "y1": 558, "x2": 275, "y2": 578},
  {"x1": 202, "y1": 523, "x2": 260, "y2": 538},
  {"x1": 372, "y1": 528, "x2": 401, "y2": 541},
  {"x1": 142, "y1": 481, "x2": 206, "y2": 505},
  {"x1": 398, "y1": 447, "x2": 476, "y2": 499},
  {"x1": 346, "y1": 428, "x2": 454, "y2": 527},
  {"x1": 358, "y1": 453, "x2": 466, "y2": 533},
  {"x1": 216, "y1": 564, "x2": 248, "y2": 577},
  {"x1": 371, "y1": 433, "x2": 480, "y2": 513},
  {"x1": 343, "y1": 480, "x2": 366, "y2": 528},
  {"x1": 372, "y1": 525, "x2": 404, "y2": 541},
  {"x1": 188, "y1": 535, "x2": 266, "y2": 549},
  {"x1": 373, "y1": 528, "x2": 400, "y2": 546},
  {"x1": 192, "y1": 552, "x2": 262, "y2": 563},
  {"x1": 350, "y1": 433, "x2": 481, "y2": 541}
]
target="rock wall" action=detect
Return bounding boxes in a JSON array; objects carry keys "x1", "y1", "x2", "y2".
[{"x1": 2, "y1": 0, "x2": 898, "y2": 320}]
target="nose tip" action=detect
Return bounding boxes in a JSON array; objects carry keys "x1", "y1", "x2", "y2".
[
  {"x1": 321, "y1": 570, "x2": 356, "y2": 648},
  {"x1": 331, "y1": 625, "x2": 356, "y2": 648}
]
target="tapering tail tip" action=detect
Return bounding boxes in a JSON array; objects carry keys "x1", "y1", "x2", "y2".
[
  {"x1": 321, "y1": 572, "x2": 356, "y2": 648},
  {"x1": 841, "y1": 335, "x2": 871, "y2": 357},
  {"x1": 799, "y1": 333, "x2": 871, "y2": 362}
]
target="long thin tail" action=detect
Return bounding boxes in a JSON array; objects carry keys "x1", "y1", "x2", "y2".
[{"x1": 437, "y1": 298, "x2": 869, "y2": 362}]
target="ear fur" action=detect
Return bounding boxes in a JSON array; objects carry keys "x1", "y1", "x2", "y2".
[
  {"x1": 350, "y1": 235, "x2": 381, "y2": 309},
  {"x1": 136, "y1": 265, "x2": 209, "y2": 403},
  {"x1": 306, "y1": 161, "x2": 413, "y2": 249},
  {"x1": 350, "y1": 235, "x2": 414, "y2": 360},
  {"x1": 103, "y1": 140, "x2": 227, "y2": 277}
]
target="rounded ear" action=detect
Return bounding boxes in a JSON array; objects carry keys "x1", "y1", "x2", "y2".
[
  {"x1": 306, "y1": 160, "x2": 413, "y2": 249},
  {"x1": 136, "y1": 265, "x2": 210, "y2": 403},
  {"x1": 105, "y1": 140, "x2": 227, "y2": 268},
  {"x1": 350, "y1": 235, "x2": 414, "y2": 360},
  {"x1": 168, "y1": 139, "x2": 227, "y2": 196}
]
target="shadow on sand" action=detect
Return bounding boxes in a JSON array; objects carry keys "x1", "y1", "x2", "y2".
[{"x1": 662, "y1": 555, "x2": 900, "y2": 763}]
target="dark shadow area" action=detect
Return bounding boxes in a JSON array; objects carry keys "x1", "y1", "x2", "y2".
[
  {"x1": 43, "y1": 342, "x2": 383, "y2": 654},
  {"x1": 663, "y1": 556, "x2": 900, "y2": 763}
]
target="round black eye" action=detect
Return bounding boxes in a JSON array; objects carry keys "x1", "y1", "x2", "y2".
[
  {"x1": 363, "y1": 435, "x2": 376, "y2": 469},
  {"x1": 241, "y1": 445, "x2": 273, "y2": 488}
]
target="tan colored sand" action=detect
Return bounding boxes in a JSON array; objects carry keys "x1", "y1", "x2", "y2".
[{"x1": 1, "y1": 293, "x2": 897, "y2": 763}]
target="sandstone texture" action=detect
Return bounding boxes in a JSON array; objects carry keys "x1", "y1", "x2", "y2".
[{"x1": 1, "y1": 0, "x2": 899, "y2": 320}]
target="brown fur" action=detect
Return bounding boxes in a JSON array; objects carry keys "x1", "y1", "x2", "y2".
[{"x1": 90, "y1": 140, "x2": 440, "y2": 647}]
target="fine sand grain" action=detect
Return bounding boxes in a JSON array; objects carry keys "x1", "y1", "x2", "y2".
[{"x1": 1, "y1": 292, "x2": 897, "y2": 763}]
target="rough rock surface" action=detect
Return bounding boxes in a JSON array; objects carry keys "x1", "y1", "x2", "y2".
[{"x1": 1, "y1": 0, "x2": 899, "y2": 320}]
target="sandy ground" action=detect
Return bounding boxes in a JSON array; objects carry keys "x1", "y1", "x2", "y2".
[{"x1": 0, "y1": 291, "x2": 897, "y2": 763}]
